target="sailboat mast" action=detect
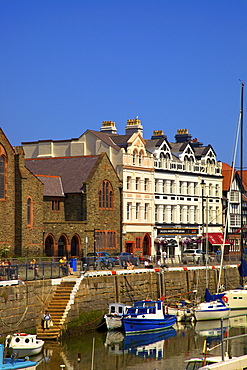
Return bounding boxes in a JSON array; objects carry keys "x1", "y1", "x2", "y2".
[{"x1": 240, "y1": 82, "x2": 244, "y2": 263}]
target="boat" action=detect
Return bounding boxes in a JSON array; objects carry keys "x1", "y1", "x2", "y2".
[
  {"x1": 103, "y1": 303, "x2": 131, "y2": 330},
  {"x1": 122, "y1": 299, "x2": 176, "y2": 334},
  {"x1": 5, "y1": 333, "x2": 44, "y2": 358},
  {"x1": 123, "y1": 328, "x2": 176, "y2": 359},
  {"x1": 0, "y1": 344, "x2": 37, "y2": 369},
  {"x1": 193, "y1": 289, "x2": 230, "y2": 321},
  {"x1": 165, "y1": 303, "x2": 194, "y2": 322},
  {"x1": 184, "y1": 354, "x2": 235, "y2": 369}
]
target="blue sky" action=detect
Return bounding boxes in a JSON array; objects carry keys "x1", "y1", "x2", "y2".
[{"x1": 1, "y1": 0, "x2": 247, "y2": 166}]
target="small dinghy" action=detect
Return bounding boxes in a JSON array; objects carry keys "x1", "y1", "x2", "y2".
[{"x1": 5, "y1": 333, "x2": 44, "y2": 358}]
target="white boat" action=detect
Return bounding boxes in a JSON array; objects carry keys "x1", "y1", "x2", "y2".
[
  {"x1": 104, "y1": 303, "x2": 130, "y2": 330},
  {"x1": 194, "y1": 300, "x2": 230, "y2": 321},
  {"x1": 184, "y1": 354, "x2": 235, "y2": 369},
  {"x1": 194, "y1": 289, "x2": 230, "y2": 321},
  {"x1": 5, "y1": 333, "x2": 44, "y2": 358}
]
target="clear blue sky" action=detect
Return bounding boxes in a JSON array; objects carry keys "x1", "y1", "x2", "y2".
[{"x1": 1, "y1": 0, "x2": 247, "y2": 166}]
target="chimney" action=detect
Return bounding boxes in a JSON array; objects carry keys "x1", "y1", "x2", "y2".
[
  {"x1": 151, "y1": 130, "x2": 167, "y2": 140},
  {"x1": 125, "y1": 117, "x2": 143, "y2": 136},
  {"x1": 174, "y1": 129, "x2": 192, "y2": 143},
  {"x1": 100, "y1": 121, "x2": 117, "y2": 134}
]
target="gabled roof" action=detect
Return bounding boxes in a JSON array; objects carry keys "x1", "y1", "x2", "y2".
[
  {"x1": 25, "y1": 155, "x2": 101, "y2": 194},
  {"x1": 36, "y1": 175, "x2": 65, "y2": 197},
  {"x1": 84, "y1": 130, "x2": 121, "y2": 151}
]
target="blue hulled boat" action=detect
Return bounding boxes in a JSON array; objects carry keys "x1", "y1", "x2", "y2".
[
  {"x1": 122, "y1": 300, "x2": 176, "y2": 334},
  {"x1": 0, "y1": 344, "x2": 37, "y2": 369}
]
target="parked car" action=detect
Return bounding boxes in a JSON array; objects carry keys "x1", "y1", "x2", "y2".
[
  {"x1": 182, "y1": 249, "x2": 210, "y2": 264},
  {"x1": 86, "y1": 252, "x2": 115, "y2": 269},
  {"x1": 116, "y1": 252, "x2": 139, "y2": 267}
]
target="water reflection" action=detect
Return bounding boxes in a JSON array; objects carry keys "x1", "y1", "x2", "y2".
[{"x1": 36, "y1": 313, "x2": 247, "y2": 370}]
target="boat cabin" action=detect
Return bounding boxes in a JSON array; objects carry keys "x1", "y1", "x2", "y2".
[{"x1": 126, "y1": 300, "x2": 163, "y2": 319}]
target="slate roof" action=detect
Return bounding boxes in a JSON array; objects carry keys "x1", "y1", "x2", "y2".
[
  {"x1": 36, "y1": 175, "x2": 65, "y2": 197},
  {"x1": 25, "y1": 155, "x2": 100, "y2": 194}
]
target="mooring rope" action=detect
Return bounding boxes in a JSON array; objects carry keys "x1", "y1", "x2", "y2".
[{"x1": 0, "y1": 306, "x2": 29, "y2": 329}]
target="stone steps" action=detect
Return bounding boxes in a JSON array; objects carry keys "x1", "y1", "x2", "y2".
[{"x1": 37, "y1": 281, "x2": 75, "y2": 340}]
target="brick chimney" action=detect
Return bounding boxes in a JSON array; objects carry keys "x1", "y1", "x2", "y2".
[
  {"x1": 125, "y1": 117, "x2": 143, "y2": 136},
  {"x1": 100, "y1": 121, "x2": 117, "y2": 134},
  {"x1": 151, "y1": 130, "x2": 167, "y2": 140},
  {"x1": 174, "y1": 129, "x2": 192, "y2": 143}
]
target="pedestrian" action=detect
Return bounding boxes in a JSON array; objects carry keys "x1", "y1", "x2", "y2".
[{"x1": 42, "y1": 310, "x2": 52, "y2": 330}]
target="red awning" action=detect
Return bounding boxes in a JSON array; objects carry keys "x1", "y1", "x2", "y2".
[{"x1": 205, "y1": 233, "x2": 230, "y2": 245}]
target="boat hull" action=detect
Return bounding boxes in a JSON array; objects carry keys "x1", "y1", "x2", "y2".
[
  {"x1": 123, "y1": 315, "x2": 176, "y2": 334},
  {"x1": 105, "y1": 315, "x2": 123, "y2": 330},
  {"x1": 7, "y1": 345, "x2": 43, "y2": 358},
  {"x1": 194, "y1": 306, "x2": 230, "y2": 321}
]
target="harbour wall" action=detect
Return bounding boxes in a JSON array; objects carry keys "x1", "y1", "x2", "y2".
[{"x1": 0, "y1": 266, "x2": 241, "y2": 336}]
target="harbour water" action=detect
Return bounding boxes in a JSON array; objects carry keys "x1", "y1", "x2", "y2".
[{"x1": 36, "y1": 311, "x2": 247, "y2": 370}]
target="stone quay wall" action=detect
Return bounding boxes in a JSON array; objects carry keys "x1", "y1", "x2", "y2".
[{"x1": 0, "y1": 266, "x2": 241, "y2": 336}]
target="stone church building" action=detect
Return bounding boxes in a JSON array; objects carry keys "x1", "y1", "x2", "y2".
[{"x1": 0, "y1": 128, "x2": 121, "y2": 258}]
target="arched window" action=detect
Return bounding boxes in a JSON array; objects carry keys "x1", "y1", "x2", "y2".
[
  {"x1": 0, "y1": 156, "x2": 6, "y2": 199},
  {"x1": 133, "y1": 150, "x2": 138, "y2": 165},
  {"x1": 27, "y1": 197, "x2": 33, "y2": 226},
  {"x1": 99, "y1": 180, "x2": 114, "y2": 209},
  {"x1": 139, "y1": 151, "x2": 144, "y2": 166}
]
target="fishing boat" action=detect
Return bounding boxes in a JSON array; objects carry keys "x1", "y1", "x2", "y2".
[
  {"x1": 122, "y1": 299, "x2": 176, "y2": 334},
  {"x1": 103, "y1": 303, "x2": 131, "y2": 330},
  {"x1": 193, "y1": 289, "x2": 230, "y2": 321},
  {"x1": 5, "y1": 333, "x2": 44, "y2": 358},
  {"x1": 0, "y1": 344, "x2": 37, "y2": 369}
]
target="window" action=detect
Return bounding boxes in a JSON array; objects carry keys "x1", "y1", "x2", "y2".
[
  {"x1": 230, "y1": 191, "x2": 239, "y2": 203},
  {"x1": 136, "y1": 177, "x2": 140, "y2": 190},
  {"x1": 127, "y1": 202, "x2": 131, "y2": 220},
  {"x1": 99, "y1": 181, "x2": 114, "y2": 209},
  {"x1": 155, "y1": 179, "x2": 158, "y2": 192},
  {"x1": 27, "y1": 197, "x2": 33, "y2": 226},
  {"x1": 97, "y1": 231, "x2": 116, "y2": 249},
  {"x1": 52, "y1": 200, "x2": 60, "y2": 211},
  {"x1": 0, "y1": 156, "x2": 5, "y2": 199},
  {"x1": 133, "y1": 150, "x2": 138, "y2": 165},
  {"x1": 136, "y1": 203, "x2": 140, "y2": 219},
  {"x1": 144, "y1": 203, "x2": 148, "y2": 220},
  {"x1": 163, "y1": 205, "x2": 166, "y2": 222},
  {"x1": 162, "y1": 180, "x2": 166, "y2": 193},
  {"x1": 127, "y1": 176, "x2": 131, "y2": 190},
  {"x1": 139, "y1": 151, "x2": 143, "y2": 166},
  {"x1": 136, "y1": 237, "x2": 141, "y2": 249},
  {"x1": 144, "y1": 178, "x2": 149, "y2": 191},
  {"x1": 155, "y1": 205, "x2": 158, "y2": 222}
]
